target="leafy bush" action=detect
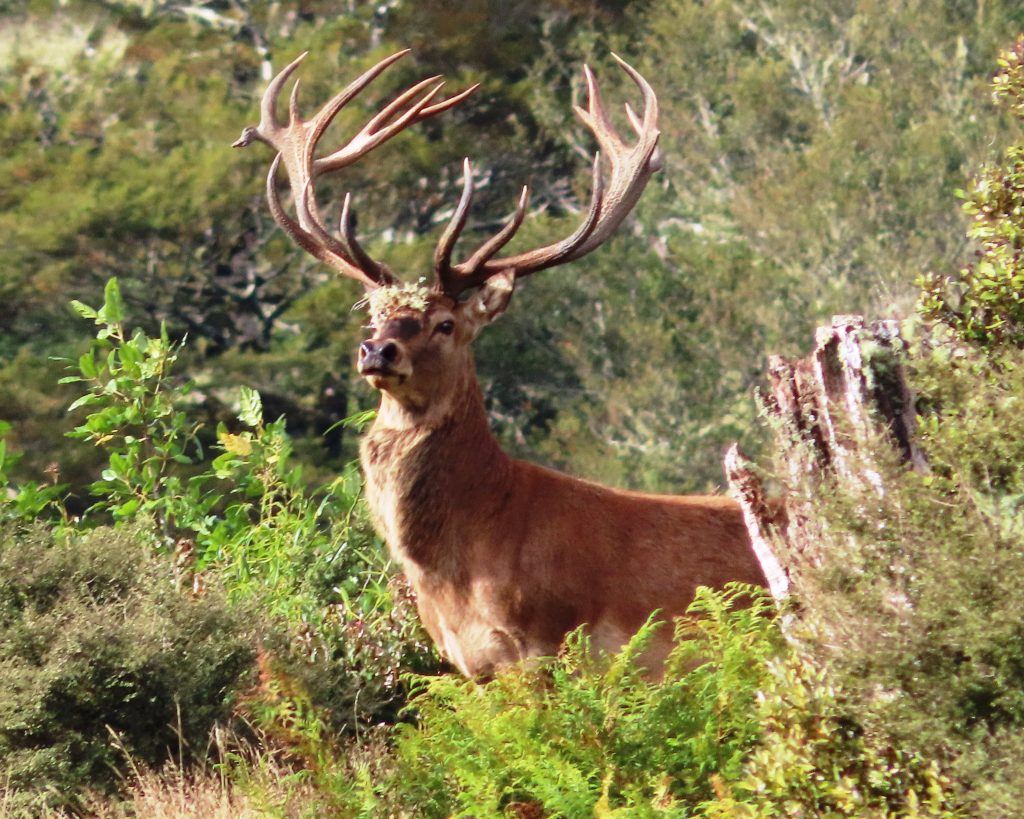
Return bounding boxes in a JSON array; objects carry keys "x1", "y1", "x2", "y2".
[
  {"x1": 220, "y1": 585, "x2": 949, "y2": 817},
  {"x1": 369, "y1": 587, "x2": 778, "y2": 817},
  {"x1": 62, "y1": 278, "x2": 210, "y2": 532},
  {"x1": 731, "y1": 37, "x2": 1024, "y2": 815},
  {"x1": 747, "y1": 332, "x2": 1024, "y2": 816},
  {"x1": 920, "y1": 36, "x2": 1024, "y2": 349},
  {"x1": 0, "y1": 420, "x2": 65, "y2": 521},
  {"x1": 0, "y1": 521, "x2": 258, "y2": 813},
  {"x1": 712, "y1": 648, "x2": 953, "y2": 817},
  {"x1": 59, "y1": 279, "x2": 439, "y2": 730}
]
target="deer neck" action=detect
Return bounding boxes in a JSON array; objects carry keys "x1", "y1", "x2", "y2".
[{"x1": 360, "y1": 363, "x2": 512, "y2": 576}]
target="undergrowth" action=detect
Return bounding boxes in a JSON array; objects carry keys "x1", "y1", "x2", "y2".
[
  {"x1": 768, "y1": 337, "x2": 1024, "y2": 816},
  {"x1": 0, "y1": 281, "x2": 436, "y2": 810},
  {"x1": 233, "y1": 586, "x2": 951, "y2": 817},
  {"x1": 366, "y1": 587, "x2": 779, "y2": 817},
  {"x1": 0, "y1": 522, "x2": 258, "y2": 814}
]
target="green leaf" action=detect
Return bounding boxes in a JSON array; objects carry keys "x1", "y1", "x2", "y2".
[
  {"x1": 78, "y1": 352, "x2": 98, "y2": 379},
  {"x1": 238, "y1": 387, "x2": 263, "y2": 428},
  {"x1": 103, "y1": 278, "x2": 125, "y2": 324},
  {"x1": 112, "y1": 498, "x2": 140, "y2": 519},
  {"x1": 67, "y1": 394, "x2": 102, "y2": 412},
  {"x1": 70, "y1": 299, "x2": 98, "y2": 320},
  {"x1": 328, "y1": 408, "x2": 378, "y2": 434}
]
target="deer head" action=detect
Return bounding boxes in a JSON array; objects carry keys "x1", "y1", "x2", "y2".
[{"x1": 234, "y1": 49, "x2": 661, "y2": 418}]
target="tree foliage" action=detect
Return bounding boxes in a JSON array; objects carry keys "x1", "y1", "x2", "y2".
[{"x1": 921, "y1": 35, "x2": 1024, "y2": 348}]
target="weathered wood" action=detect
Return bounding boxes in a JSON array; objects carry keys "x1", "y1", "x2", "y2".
[
  {"x1": 723, "y1": 445, "x2": 790, "y2": 600},
  {"x1": 725, "y1": 316, "x2": 925, "y2": 600}
]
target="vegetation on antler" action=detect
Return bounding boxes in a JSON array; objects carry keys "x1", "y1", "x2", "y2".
[{"x1": 364, "y1": 281, "x2": 433, "y2": 325}]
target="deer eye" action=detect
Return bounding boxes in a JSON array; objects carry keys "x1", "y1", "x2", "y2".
[{"x1": 434, "y1": 320, "x2": 455, "y2": 336}]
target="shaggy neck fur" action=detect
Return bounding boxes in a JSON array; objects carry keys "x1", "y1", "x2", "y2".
[{"x1": 360, "y1": 362, "x2": 513, "y2": 578}]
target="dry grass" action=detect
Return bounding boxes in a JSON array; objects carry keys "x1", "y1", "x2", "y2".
[
  {"x1": 86, "y1": 767, "x2": 259, "y2": 819},
  {"x1": 74, "y1": 724, "x2": 324, "y2": 819}
]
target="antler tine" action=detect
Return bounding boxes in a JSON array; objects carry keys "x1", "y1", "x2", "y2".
[
  {"x1": 422, "y1": 82, "x2": 479, "y2": 117},
  {"x1": 524, "y1": 151, "x2": 605, "y2": 268},
  {"x1": 316, "y1": 79, "x2": 480, "y2": 174},
  {"x1": 288, "y1": 77, "x2": 303, "y2": 129},
  {"x1": 433, "y1": 152, "x2": 603, "y2": 297},
  {"x1": 305, "y1": 49, "x2": 411, "y2": 143},
  {"x1": 340, "y1": 193, "x2": 394, "y2": 282},
  {"x1": 428, "y1": 55, "x2": 659, "y2": 295},
  {"x1": 432, "y1": 183, "x2": 531, "y2": 296},
  {"x1": 623, "y1": 103, "x2": 642, "y2": 135},
  {"x1": 613, "y1": 53, "x2": 659, "y2": 131},
  {"x1": 319, "y1": 81, "x2": 444, "y2": 170},
  {"x1": 236, "y1": 47, "x2": 477, "y2": 292},
  {"x1": 625, "y1": 102, "x2": 664, "y2": 170},
  {"x1": 231, "y1": 52, "x2": 307, "y2": 149},
  {"x1": 262, "y1": 52, "x2": 307, "y2": 137},
  {"x1": 460, "y1": 185, "x2": 530, "y2": 273},
  {"x1": 265, "y1": 155, "x2": 383, "y2": 290},
  {"x1": 577, "y1": 64, "x2": 626, "y2": 154},
  {"x1": 365, "y1": 74, "x2": 445, "y2": 131},
  {"x1": 297, "y1": 181, "x2": 397, "y2": 287},
  {"x1": 613, "y1": 52, "x2": 662, "y2": 168},
  {"x1": 433, "y1": 158, "x2": 476, "y2": 291}
]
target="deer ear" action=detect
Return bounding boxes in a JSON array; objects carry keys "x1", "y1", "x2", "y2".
[{"x1": 465, "y1": 270, "x2": 516, "y2": 330}]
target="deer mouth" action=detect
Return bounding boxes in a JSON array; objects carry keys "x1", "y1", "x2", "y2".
[{"x1": 359, "y1": 365, "x2": 407, "y2": 388}]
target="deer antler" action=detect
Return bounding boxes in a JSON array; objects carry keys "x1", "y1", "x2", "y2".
[
  {"x1": 433, "y1": 53, "x2": 661, "y2": 298},
  {"x1": 233, "y1": 49, "x2": 478, "y2": 291}
]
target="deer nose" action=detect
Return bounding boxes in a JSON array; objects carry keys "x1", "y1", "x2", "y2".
[{"x1": 359, "y1": 339, "x2": 401, "y2": 373}]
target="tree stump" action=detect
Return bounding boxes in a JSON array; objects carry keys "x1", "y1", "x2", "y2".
[{"x1": 725, "y1": 315, "x2": 926, "y2": 601}]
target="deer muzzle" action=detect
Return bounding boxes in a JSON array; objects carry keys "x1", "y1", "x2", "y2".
[{"x1": 358, "y1": 339, "x2": 408, "y2": 380}]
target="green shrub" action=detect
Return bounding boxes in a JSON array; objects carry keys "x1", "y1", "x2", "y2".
[
  {"x1": 58, "y1": 280, "x2": 441, "y2": 732},
  {"x1": 920, "y1": 36, "x2": 1024, "y2": 349},
  {"x1": 349, "y1": 587, "x2": 776, "y2": 816},
  {"x1": 0, "y1": 420, "x2": 65, "y2": 522},
  {"x1": 747, "y1": 36, "x2": 1024, "y2": 814},
  {"x1": 0, "y1": 521, "x2": 258, "y2": 813},
  {"x1": 711, "y1": 648, "x2": 953, "y2": 817},
  {"x1": 751, "y1": 336, "x2": 1024, "y2": 815},
  {"x1": 234, "y1": 584, "x2": 948, "y2": 817},
  {"x1": 62, "y1": 278, "x2": 219, "y2": 533}
]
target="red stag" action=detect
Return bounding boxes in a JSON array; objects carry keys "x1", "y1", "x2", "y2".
[{"x1": 234, "y1": 49, "x2": 766, "y2": 676}]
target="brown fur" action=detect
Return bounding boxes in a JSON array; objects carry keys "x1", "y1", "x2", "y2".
[{"x1": 359, "y1": 291, "x2": 766, "y2": 677}]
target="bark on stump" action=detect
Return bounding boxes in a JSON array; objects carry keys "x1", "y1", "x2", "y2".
[{"x1": 725, "y1": 315, "x2": 926, "y2": 601}]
